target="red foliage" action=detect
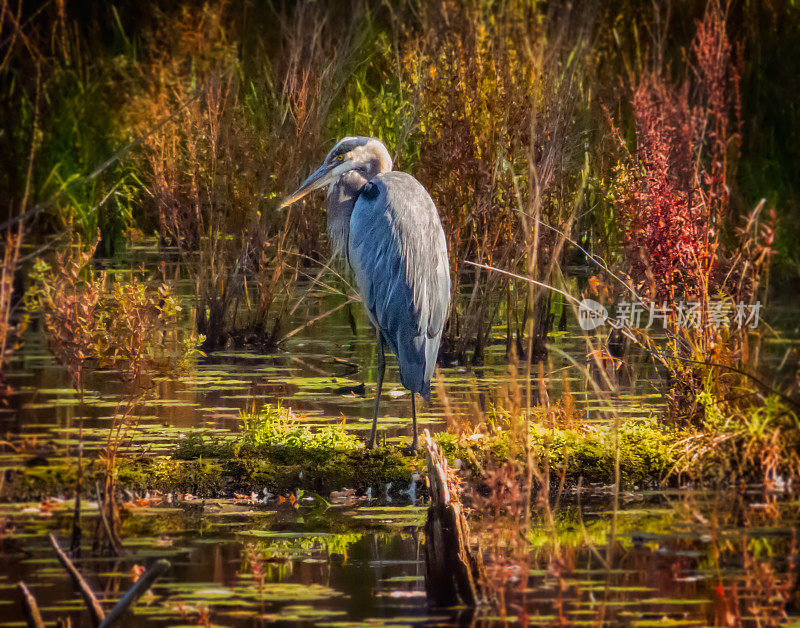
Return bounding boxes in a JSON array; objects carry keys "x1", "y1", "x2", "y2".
[{"x1": 613, "y1": 1, "x2": 741, "y2": 304}]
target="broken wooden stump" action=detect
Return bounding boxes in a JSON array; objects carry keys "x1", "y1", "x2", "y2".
[{"x1": 422, "y1": 429, "x2": 487, "y2": 607}]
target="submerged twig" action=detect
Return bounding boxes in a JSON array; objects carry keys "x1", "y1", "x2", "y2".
[
  {"x1": 17, "y1": 582, "x2": 44, "y2": 628},
  {"x1": 95, "y1": 481, "x2": 121, "y2": 555},
  {"x1": 282, "y1": 297, "x2": 358, "y2": 341},
  {"x1": 48, "y1": 533, "x2": 105, "y2": 627}
]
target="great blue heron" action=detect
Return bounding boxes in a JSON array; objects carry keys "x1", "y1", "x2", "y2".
[{"x1": 281, "y1": 137, "x2": 450, "y2": 452}]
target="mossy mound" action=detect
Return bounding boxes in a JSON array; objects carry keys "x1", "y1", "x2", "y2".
[
  {"x1": 0, "y1": 418, "x2": 680, "y2": 500},
  {"x1": 10, "y1": 398, "x2": 788, "y2": 501},
  {"x1": 170, "y1": 430, "x2": 418, "y2": 496},
  {"x1": 2, "y1": 405, "x2": 422, "y2": 500},
  {"x1": 3, "y1": 442, "x2": 418, "y2": 501},
  {"x1": 435, "y1": 419, "x2": 677, "y2": 489}
]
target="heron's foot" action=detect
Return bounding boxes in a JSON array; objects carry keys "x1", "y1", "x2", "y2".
[{"x1": 399, "y1": 443, "x2": 418, "y2": 457}]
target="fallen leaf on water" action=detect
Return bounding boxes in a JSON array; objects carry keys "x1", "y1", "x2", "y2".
[{"x1": 130, "y1": 564, "x2": 145, "y2": 583}]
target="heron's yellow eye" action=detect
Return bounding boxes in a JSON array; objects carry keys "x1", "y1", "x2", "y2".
[{"x1": 337, "y1": 154, "x2": 344, "y2": 162}]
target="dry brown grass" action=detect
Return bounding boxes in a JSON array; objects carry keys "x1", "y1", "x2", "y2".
[
  {"x1": 401, "y1": 1, "x2": 592, "y2": 366},
  {"x1": 129, "y1": 1, "x2": 362, "y2": 350}
]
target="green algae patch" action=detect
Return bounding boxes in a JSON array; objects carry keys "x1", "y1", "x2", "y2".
[{"x1": 352, "y1": 505, "x2": 427, "y2": 527}]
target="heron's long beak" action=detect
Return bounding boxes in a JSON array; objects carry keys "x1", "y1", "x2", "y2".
[{"x1": 280, "y1": 163, "x2": 337, "y2": 209}]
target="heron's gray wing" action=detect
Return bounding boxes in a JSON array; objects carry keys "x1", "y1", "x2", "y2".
[{"x1": 348, "y1": 171, "x2": 450, "y2": 399}]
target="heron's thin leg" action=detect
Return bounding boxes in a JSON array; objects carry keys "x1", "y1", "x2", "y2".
[
  {"x1": 410, "y1": 393, "x2": 418, "y2": 453},
  {"x1": 366, "y1": 335, "x2": 385, "y2": 449}
]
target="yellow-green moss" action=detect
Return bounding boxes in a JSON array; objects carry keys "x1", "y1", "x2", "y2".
[{"x1": 436, "y1": 419, "x2": 676, "y2": 489}]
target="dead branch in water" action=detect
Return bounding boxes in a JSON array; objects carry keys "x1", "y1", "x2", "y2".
[
  {"x1": 47, "y1": 533, "x2": 170, "y2": 627},
  {"x1": 99, "y1": 559, "x2": 170, "y2": 628},
  {"x1": 17, "y1": 582, "x2": 44, "y2": 628},
  {"x1": 49, "y1": 533, "x2": 105, "y2": 627}
]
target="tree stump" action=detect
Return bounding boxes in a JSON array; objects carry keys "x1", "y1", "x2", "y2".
[{"x1": 422, "y1": 429, "x2": 487, "y2": 606}]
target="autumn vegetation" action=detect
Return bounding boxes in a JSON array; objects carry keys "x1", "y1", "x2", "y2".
[{"x1": 0, "y1": 0, "x2": 799, "y2": 618}]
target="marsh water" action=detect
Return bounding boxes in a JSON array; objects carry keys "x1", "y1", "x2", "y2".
[{"x1": 0, "y1": 243, "x2": 798, "y2": 626}]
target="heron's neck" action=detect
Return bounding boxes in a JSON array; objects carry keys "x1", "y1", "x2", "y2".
[
  {"x1": 326, "y1": 165, "x2": 386, "y2": 259},
  {"x1": 326, "y1": 180, "x2": 360, "y2": 259}
]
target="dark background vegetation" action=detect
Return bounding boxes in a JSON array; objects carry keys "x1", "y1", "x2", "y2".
[{"x1": 2, "y1": 1, "x2": 798, "y2": 266}]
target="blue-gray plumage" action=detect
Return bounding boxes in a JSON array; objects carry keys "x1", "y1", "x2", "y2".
[
  {"x1": 349, "y1": 172, "x2": 450, "y2": 399},
  {"x1": 281, "y1": 137, "x2": 450, "y2": 451}
]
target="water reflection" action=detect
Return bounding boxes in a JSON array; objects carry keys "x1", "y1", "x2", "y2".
[{"x1": 0, "y1": 491, "x2": 796, "y2": 626}]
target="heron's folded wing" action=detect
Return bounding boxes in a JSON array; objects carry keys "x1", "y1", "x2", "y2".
[{"x1": 348, "y1": 172, "x2": 450, "y2": 395}]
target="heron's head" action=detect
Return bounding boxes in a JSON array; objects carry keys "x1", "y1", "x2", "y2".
[{"x1": 280, "y1": 137, "x2": 392, "y2": 208}]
